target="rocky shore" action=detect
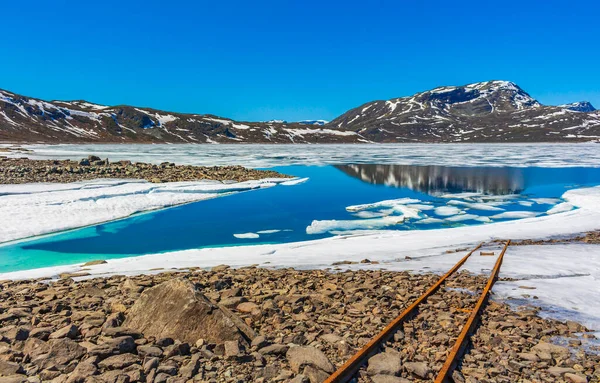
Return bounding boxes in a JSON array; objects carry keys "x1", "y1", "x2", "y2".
[
  {"x1": 0, "y1": 156, "x2": 286, "y2": 184},
  {"x1": 0, "y1": 267, "x2": 598, "y2": 383}
]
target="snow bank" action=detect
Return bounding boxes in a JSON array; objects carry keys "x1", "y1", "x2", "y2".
[{"x1": 0, "y1": 178, "x2": 293, "y2": 244}]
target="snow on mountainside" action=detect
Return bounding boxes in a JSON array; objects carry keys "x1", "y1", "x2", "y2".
[{"x1": 1, "y1": 81, "x2": 600, "y2": 143}]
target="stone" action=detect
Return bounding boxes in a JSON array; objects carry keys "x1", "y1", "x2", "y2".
[
  {"x1": 286, "y1": 346, "x2": 335, "y2": 374},
  {"x1": 367, "y1": 351, "x2": 402, "y2": 376},
  {"x1": 49, "y1": 324, "x2": 78, "y2": 339},
  {"x1": 548, "y1": 366, "x2": 577, "y2": 376},
  {"x1": 0, "y1": 360, "x2": 24, "y2": 376},
  {"x1": 564, "y1": 373, "x2": 588, "y2": 383},
  {"x1": 303, "y1": 365, "x2": 330, "y2": 383},
  {"x1": 251, "y1": 335, "x2": 270, "y2": 349},
  {"x1": 98, "y1": 354, "x2": 139, "y2": 370},
  {"x1": 236, "y1": 302, "x2": 260, "y2": 314},
  {"x1": 137, "y1": 345, "x2": 162, "y2": 357},
  {"x1": 224, "y1": 340, "x2": 241, "y2": 358},
  {"x1": 404, "y1": 362, "x2": 430, "y2": 379},
  {"x1": 0, "y1": 377, "x2": 27, "y2": 383},
  {"x1": 31, "y1": 338, "x2": 86, "y2": 369},
  {"x1": 258, "y1": 344, "x2": 289, "y2": 355},
  {"x1": 532, "y1": 341, "x2": 569, "y2": 357},
  {"x1": 123, "y1": 278, "x2": 243, "y2": 344},
  {"x1": 211, "y1": 265, "x2": 230, "y2": 272},
  {"x1": 289, "y1": 375, "x2": 309, "y2": 383},
  {"x1": 82, "y1": 260, "x2": 107, "y2": 266}
]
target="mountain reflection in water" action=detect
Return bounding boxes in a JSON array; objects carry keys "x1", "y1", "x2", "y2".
[{"x1": 335, "y1": 164, "x2": 524, "y2": 195}]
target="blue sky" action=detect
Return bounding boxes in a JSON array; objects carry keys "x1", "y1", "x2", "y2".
[{"x1": 2, "y1": 0, "x2": 599, "y2": 121}]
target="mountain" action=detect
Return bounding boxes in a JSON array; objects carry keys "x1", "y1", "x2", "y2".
[
  {"x1": 330, "y1": 81, "x2": 600, "y2": 142},
  {"x1": 2, "y1": 81, "x2": 599, "y2": 144}
]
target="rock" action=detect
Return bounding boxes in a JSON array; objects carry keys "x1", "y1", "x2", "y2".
[
  {"x1": 518, "y1": 352, "x2": 540, "y2": 362},
  {"x1": 251, "y1": 335, "x2": 270, "y2": 349},
  {"x1": 320, "y1": 333, "x2": 344, "y2": 344},
  {"x1": 65, "y1": 359, "x2": 98, "y2": 383},
  {"x1": 2, "y1": 327, "x2": 29, "y2": 341},
  {"x1": 0, "y1": 377, "x2": 27, "y2": 383},
  {"x1": 123, "y1": 278, "x2": 243, "y2": 344},
  {"x1": 179, "y1": 355, "x2": 201, "y2": 379},
  {"x1": 0, "y1": 360, "x2": 24, "y2": 376},
  {"x1": 371, "y1": 376, "x2": 411, "y2": 383},
  {"x1": 367, "y1": 351, "x2": 402, "y2": 376},
  {"x1": 548, "y1": 366, "x2": 577, "y2": 376},
  {"x1": 31, "y1": 338, "x2": 86, "y2": 369},
  {"x1": 137, "y1": 345, "x2": 162, "y2": 357},
  {"x1": 303, "y1": 365, "x2": 330, "y2": 383},
  {"x1": 224, "y1": 340, "x2": 242, "y2": 359},
  {"x1": 236, "y1": 302, "x2": 259, "y2": 314},
  {"x1": 564, "y1": 373, "x2": 588, "y2": 383},
  {"x1": 101, "y1": 327, "x2": 142, "y2": 339},
  {"x1": 258, "y1": 344, "x2": 289, "y2": 355},
  {"x1": 49, "y1": 324, "x2": 78, "y2": 339},
  {"x1": 532, "y1": 341, "x2": 569, "y2": 357},
  {"x1": 23, "y1": 338, "x2": 50, "y2": 359},
  {"x1": 98, "y1": 354, "x2": 139, "y2": 370},
  {"x1": 289, "y1": 375, "x2": 309, "y2": 383},
  {"x1": 82, "y1": 260, "x2": 107, "y2": 266},
  {"x1": 211, "y1": 265, "x2": 230, "y2": 272},
  {"x1": 286, "y1": 346, "x2": 335, "y2": 374},
  {"x1": 404, "y1": 362, "x2": 430, "y2": 379}
]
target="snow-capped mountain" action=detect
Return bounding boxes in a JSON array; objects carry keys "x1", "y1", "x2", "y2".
[
  {"x1": 1, "y1": 81, "x2": 599, "y2": 143},
  {"x1": 330, "y1": 80, "x2": 600, "y2": 142}
]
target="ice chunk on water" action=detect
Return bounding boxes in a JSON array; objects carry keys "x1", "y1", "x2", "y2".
[
  {"x1": 406, "y1": 203, "x2": 435, "y2": 211},
  {"x1": 491, "y1": 211, "x2": 539, "y2": 219},
  {"x1": 256, "y1": 229, "x2": 282, "y2": 234},
  {"x1": 346, "y1": 198, "x2": 421, "y2": 212},
  {"x1": 353, "y1": 211, "x2": 390, "y2": 219},
  {"x1": 280, "y1": 177, "x2": 309, "y2": 186},
  {"x1": 445, "y1": 214, "x2": 480, "y2": 222},
  {"x1": 306, "y1": 216, "x2": 404, "y2": 234},
  {"x1": 518, "y1": 201, "x2": 534, "y2": 207},
  {"x1": 233, "y1": 233, "x2": 260, "y2": 239},
  {"x1": 547, "y1": 202, "x2": 575, "y2": 215},
  {"x1": 447, "y1": 200, "x2": 505, "y2": 211},
  {"x1": 415, "y1": 217, "x2": 444, "y2": 224},
  {"x1": 391, "y1": 204, "x2": 422, "y2": 219},
  {"x1": 439, "y1": 192, "x2": 483, "y2": 199},
  {"x1": 433, "y1": 206, "x2": 463, "y2": 216}
]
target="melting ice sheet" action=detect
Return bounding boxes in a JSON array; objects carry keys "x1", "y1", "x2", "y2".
[
  {"x1": 0, "y1": 178, "x2": 291, "y2": 243},
  {"x1": 8, "y1": 143, "x2": 600, "y2": 168}
]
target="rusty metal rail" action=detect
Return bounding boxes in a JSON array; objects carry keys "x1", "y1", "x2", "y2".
[
  {"x1": 323, "y1": 242, "x2": 484, "y2": 383},
  {"x1": 434, "y1": 239, "x2": 510, "y2": 383}
]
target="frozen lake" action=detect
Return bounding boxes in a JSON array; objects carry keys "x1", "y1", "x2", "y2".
[{"x1": 2, "y1": 162, "x2": 600, "y2": 273}]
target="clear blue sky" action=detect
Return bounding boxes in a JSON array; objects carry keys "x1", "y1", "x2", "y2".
[{"x1": 2, "y1": 0, "x2": 598, "y2": 121}]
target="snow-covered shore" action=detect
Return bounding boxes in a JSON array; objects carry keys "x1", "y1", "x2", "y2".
[{"x1": 1, "y1": 185, "x2": 600, "y2": 330}]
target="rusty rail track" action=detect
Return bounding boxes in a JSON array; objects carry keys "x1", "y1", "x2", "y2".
[{"x1": 324, "y1": 240, "x2": 510, "y2": 383}]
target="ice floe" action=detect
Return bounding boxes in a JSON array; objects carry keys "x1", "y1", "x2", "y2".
[
  {"x1": 447, "y1": 200, "x2": 505, "y2": 211},
  {"x1": 445, "y1": 213, "x2": 480, "y2": 222},
  {"x1": 346, "y1": 198, "x2": 420, "y2": 212},
  {"x1": 306, "y1": 216, "x2": 404, "y2": 234},
  {"x1": 433, "y1": 206, "x2": 463, "y2": 216},
  {"x1": 491, "y1": 211, "x2": 539, "y2": 219},
  {"x1": 233, "y1": 233, "x2": 260, "y2": 239}
]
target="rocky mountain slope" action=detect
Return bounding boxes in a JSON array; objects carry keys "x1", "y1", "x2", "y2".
[{"x1": 1, "y1": 81, "x2": 599, "y2": 143}]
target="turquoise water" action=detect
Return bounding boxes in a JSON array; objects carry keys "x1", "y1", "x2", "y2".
[{"x1": 2, "y1": 164, "x2": 600, "y2": 273}]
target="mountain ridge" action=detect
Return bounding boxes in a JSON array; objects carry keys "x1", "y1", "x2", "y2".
[{"x1": 1, "y1": 81, "x2": 599, "y2": 144}]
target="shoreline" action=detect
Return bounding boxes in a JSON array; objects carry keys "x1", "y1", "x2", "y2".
[{"x1": 0, "y1": 155, "x2": 287, "y2": 184}]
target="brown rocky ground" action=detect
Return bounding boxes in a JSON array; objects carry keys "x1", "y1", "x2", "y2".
[
  {"x1": 511, "y1": 231, "x2": 600, "y2": 246},
  {"x1": 0, "y1": 156, "x2": 286, "y2": 184},
  {"x1": 0, "y1": 267, "x2": 598, "y2": 383}
]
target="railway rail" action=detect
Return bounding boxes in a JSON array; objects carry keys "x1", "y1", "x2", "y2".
[{"x1": 324, "y1": 240, "x2": 511, "y2": 383}]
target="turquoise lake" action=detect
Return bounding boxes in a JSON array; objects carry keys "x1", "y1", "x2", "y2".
[{"x1": 2, "y1": 164, "x2": 600, "y2": 273}]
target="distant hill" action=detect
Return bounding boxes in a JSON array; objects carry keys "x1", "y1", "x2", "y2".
[{"x1": 2, "y1": 81, "x2": 599, "y2": 143}]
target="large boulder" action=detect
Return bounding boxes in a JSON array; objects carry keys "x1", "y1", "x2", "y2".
[{"x1": 123, "y1": 278, "x2": 243, "y2": 344}]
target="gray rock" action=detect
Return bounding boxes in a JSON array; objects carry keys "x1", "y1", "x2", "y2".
[
  {"x1": 286, "y1": 346, "x2": 335, "y2": 374},
  {"x1": 371, "y1": 375, "x2": 411, "y2": 383},
  {"x1": 49, "y1": 324, "x2": 78, "y2": 340},
  {"x1": 123, "y1": 278, "x2": 243, "y2": 344},
  {"x1": 404, "y1": 362, "x2": 430, "y2": 379},
  {"x1": 367, "y1": 351, "x2": 402, "y2": 376}
]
